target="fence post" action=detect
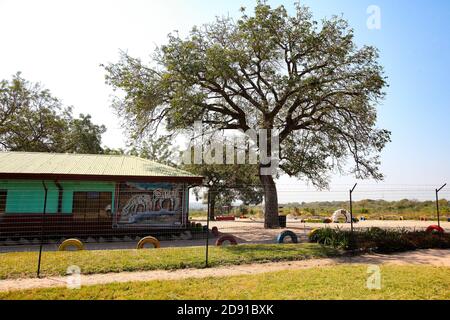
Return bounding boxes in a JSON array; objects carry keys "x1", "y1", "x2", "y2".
[
  {"x1": 436, "y1": 183, "x2": 447, "y2": 228},
  {"x1": 349, "y1": 183, "x2": 357, "y2": 234},
  {"x1": 205, "y1": 189, "x2": 211, "y2": 268},
  {"x1": 37, "y1": 181, "x2": 48, "y2": 278}
]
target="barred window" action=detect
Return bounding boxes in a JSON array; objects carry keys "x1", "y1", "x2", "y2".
[
  {"x1": 0, "y1": 190, "x2": 6, "y2": 213},
  {"x1": 72, "y1": 192, "x2": 112, "y2": 214}
]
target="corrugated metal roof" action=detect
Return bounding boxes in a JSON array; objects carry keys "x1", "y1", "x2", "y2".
[{"x1": 0, "y1": 152, "x2": 201, "y2": 180}]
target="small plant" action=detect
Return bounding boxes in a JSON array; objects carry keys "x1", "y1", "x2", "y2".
[
  {"x1": 308, "y1": 228, "x2": 351, "y2": 250},
  {"x1": 301, "y1": 218, "x2": 325, "y2": 223}
]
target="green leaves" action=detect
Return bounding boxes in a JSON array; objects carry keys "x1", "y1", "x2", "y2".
[
  {"x1": 0, "y1": 73, "x2": 106, "y2": 154},
  {"x1": 104, "y1": 2, "x2": 390, "y2": 187}
]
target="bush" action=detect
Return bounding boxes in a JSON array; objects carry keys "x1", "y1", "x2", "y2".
[
  {"x1": 241, "y1": 207, "x2": 249, "y2": 216},
  {"x1": 308, "y1": 228, "x2": 352, "y2": 250},
  {"x1": 309, "y1": 228, "x2": 450, "y2": 253},
  {"x1": 301, "y1": 218, "x2": 325, "y2": 223}
]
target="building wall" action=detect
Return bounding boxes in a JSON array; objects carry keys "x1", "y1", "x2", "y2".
[
  {"x1": 0, "y1": 180, "x2": 116, "y2": 214},
  {"x1": 59, "y1": 181, "x2": 116, "y2": 214}
]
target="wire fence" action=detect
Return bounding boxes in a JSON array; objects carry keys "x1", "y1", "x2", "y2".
[{"x1": 0, "y1": 183, "x2": 449, "y2": 279}]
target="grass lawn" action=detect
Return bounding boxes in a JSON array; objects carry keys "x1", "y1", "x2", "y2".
[
  {"x1": 0, "y1": 243, "x2": 339, "y2": 280},
  {"x1": 1, "y1": 265, "x2": 448, "y2": 300}
]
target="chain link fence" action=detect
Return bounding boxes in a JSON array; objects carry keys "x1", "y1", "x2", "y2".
[{"x1": 0, "y1": 184, "x2": 449, "y2": 279}]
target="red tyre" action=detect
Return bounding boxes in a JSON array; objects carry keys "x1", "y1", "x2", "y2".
[
  {"x1": 426, "y1": 225, "x2": 445, "y2": 234},
  {"x1": 215, "y1": 235, "x2": 238, "y2": 246}
]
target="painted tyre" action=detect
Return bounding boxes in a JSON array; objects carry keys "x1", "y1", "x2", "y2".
[
  {"x1": 137, "y1": 236, "x2": 161, "y2": 249},
  {"x1": 308, "y1": 228, "x2": 319, "y2": 239},
  {"x1": 426, "y1": 225, "x2": 445, "y2": 234},
  {"x1": 211, "y1": 226, "x2": 220, "y2": 237},
  {"x1": 277, "y1": 230, "x2": 298, "y2": 244},
  {"x1": 58, "y1": 238, "x2": 84, "y2": 251},
  {"x1": 215, "y1": 235, "x2": 238, "y2": 246}
]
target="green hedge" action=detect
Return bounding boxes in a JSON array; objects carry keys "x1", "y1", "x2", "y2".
[{"x1": 309, "y1": 227, "x2": 450, "y2": 253}]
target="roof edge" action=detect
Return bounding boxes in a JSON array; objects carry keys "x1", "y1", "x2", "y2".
[{"x1": 0, "y1": 173, "x2": 204, "y2": 185}]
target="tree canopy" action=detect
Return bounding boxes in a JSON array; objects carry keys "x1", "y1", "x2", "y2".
[
  {"x1": 104, "y1": 2, "x2": 391, "y2": 228},
  {"x1": 0, "y1": 73, "x2": 106, "y2": 154}
]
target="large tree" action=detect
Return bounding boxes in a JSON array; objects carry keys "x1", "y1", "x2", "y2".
[
  {"x1": 0, "y1": 73, "x2": 106, "y2": 153},
  {"x1": 104, "y1": 3, "x2": 391, "y2": 228}
]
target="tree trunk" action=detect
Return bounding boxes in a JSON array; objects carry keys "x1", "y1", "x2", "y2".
[{"x1": 259, "y1": 173, "x2": 280, "y2": 229}]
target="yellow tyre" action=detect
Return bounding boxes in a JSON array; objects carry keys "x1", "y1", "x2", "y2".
[
  {"x1": 309, "y1": 228, "x2": 319, "y2": 239},
  {"x1": 58, "y1": 238, "x2": 84, "y2": 251},
  {"x1": 137, "y1": 236, "x2": 161, "y2": 249}
]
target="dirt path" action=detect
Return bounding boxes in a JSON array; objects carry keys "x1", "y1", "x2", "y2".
[{"x1": 1, "y1": 249, "x2": 449, "y2": 293}]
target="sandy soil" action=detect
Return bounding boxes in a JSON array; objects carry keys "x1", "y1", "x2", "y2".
[{"x1": 0, "y1": 249, "x2": 449, "y2": 293}]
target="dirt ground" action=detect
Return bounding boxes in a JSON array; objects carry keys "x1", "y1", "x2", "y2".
[
  {"x1": 1, "y1": 219, "x2": 449, "y2": 253},
  {"x1": 0, "y1": 249, "x2": 449, "y2": 292}
]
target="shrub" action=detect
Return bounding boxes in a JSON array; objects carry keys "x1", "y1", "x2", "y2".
[
  {"x1": 308, "y1": 228, "x2": 351, "y2": 250},
  {"x1": 301, "y1": 219, "x2": 324, "y2": 223},
  {"x1": 309, "y1": 227, "x2": 450, "y2": 253},
  {"x1": 241, "y1": 207, "x2": 249, "y2": 216}
]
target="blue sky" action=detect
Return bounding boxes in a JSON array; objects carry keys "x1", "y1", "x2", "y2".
[{"x1": 0, "y1": 0, "x2": 449, "y2": 201}]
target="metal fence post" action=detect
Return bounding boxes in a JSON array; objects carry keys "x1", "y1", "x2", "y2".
[
  {"x1": 37, "y1": 181, "x2": 48, "y2": 278},
  {"x1": 349, "y1": 183, "x2": 357, "y2": 234},
  {"x1": 436, "y1": 183, "x2": 447, "y2": 228},
  {"x1": 205, "y1": 189, "x2": 211, "y2": 268}
]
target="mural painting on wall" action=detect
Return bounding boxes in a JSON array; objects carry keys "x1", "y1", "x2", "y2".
[{"x1": 115, "y1": 182, "x2": 185, "y2": 227}]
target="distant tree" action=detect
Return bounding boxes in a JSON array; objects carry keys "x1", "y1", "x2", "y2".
[
  {"x1": 128, "y1": 136, "x2": 178, "y2": 167},
  {"x1": 104, "y1": 3, "x2": 390, "y2": 228},
  {"x1": 102, "y1": 147, "x2": 126, "y2": 155},
  {"x1": 64, "y1": 113, "x2": 106, "y2": 154},
  {"x1": 101, "y1": 136, "x2": 178, "y2": 167},
  {"x1": 184, "y1": 162, "x2": 263, "y2": 220},
  {"x1": 0, "y1": 73, "x2": 106, "y2": 154},
  {"x1": 0, "y1": 73, "x2": 68, "y2": 152}
]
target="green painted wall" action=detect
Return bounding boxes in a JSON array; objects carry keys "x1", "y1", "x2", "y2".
[{"x1": 0, "y1": 180, "x2": 116, "y2": 214}]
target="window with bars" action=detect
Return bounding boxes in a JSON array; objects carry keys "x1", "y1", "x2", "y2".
[
  {"x1": 0, "y1": 190, "x2": 6, "y2": 213},
  {"x1": 72, "y1": 192, "x2": 112, "y2": 216}
]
